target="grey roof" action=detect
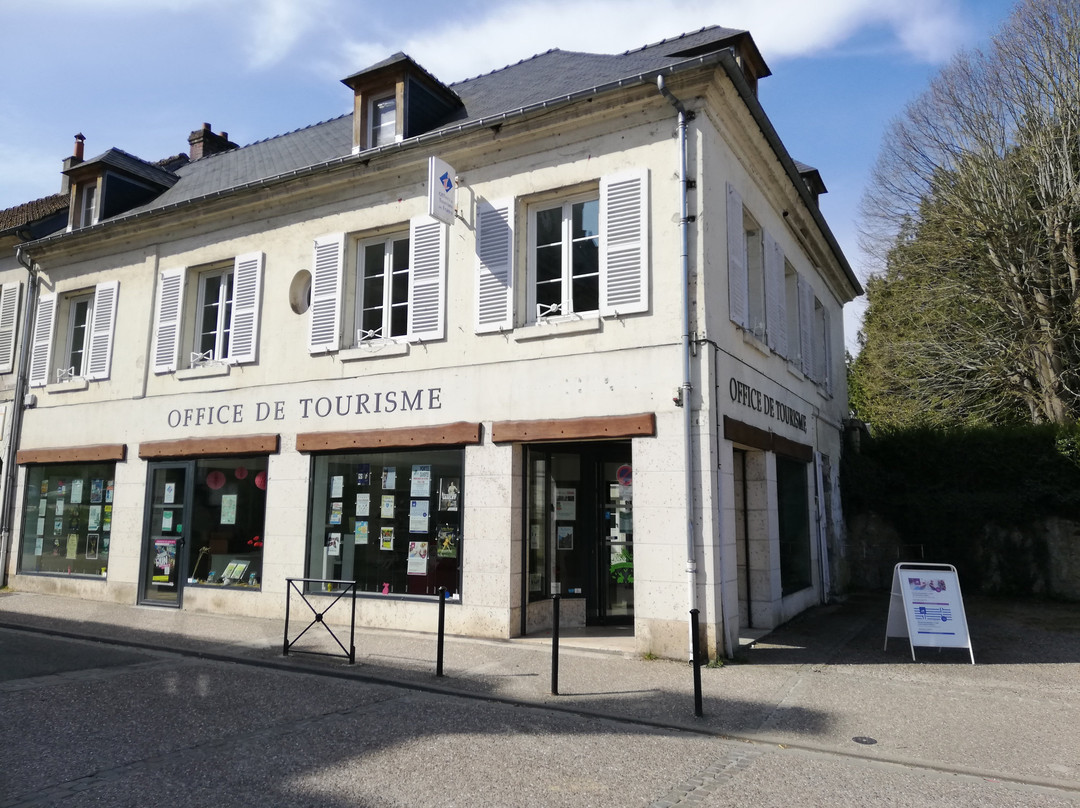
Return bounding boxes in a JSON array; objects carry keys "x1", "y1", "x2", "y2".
[{"x1": 67, "y1": 148, "x2": 179, "y2": 190}]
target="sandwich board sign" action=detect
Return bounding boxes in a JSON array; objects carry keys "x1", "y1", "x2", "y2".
[{"x1": 885, "y1": 562, "x2": 974, "y2": 664}]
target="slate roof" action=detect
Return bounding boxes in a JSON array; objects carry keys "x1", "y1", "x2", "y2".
[
  {"x1": 125, "y1": 26, "x2": 757, "y2": 215},
  {"x1": 66, "y1": 147, "x2": 180, "y2": 190}
]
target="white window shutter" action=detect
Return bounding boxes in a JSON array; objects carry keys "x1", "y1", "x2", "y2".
[
  {"x1": 408, "y1": 217, "x2": 447, "y2": 340},
  {"x1": 798, "y1": 276, "x2": 814, "y2": 378},
  {"x1": 152, "y1": 269, "x2": 185, "y2": 374},
  {"x1": 475, "y1": 199, "x2": 514, "y2": 333},
  {"x1": 764, "y1": 231, "x2": 786, "y2": 356},
  {"x1": 822, "y1": 307, "x2": 833, "y2": 394},
  {"x1": 229, "y1": 252, "x2": 263, "y2": 364},
  {"x1": 28, "y1": 294, "x2": 56, "y2": 388},
  {"x1": 85, "y1": 280, "x2": 118, "y2": 380},
  {"x1": 309, "y1": 234, "x2": 343, "y2": 352},
  {"x1": 0, "y1": 281, "x2": 21, "y2": 375},
  {"x1": 727, "y1": 183, "x2": 748, "y2": 328},
  {"x1": 600, "y1": 169, "x2": 649, "y2": 316}
]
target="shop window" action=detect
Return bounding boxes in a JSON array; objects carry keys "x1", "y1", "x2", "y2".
[
  {"x1": 18, "y1": 462, "x2": 116, "y2": 577},
  {"x1": 777, "y1": 455, "x2": 811, "y2": 595},
  {"x1": 475, "y1": 170, "x2": 649, "y2": 333},
  {"x1": 307, "y1": 220, "x2": 446, "y2": 353},
  {"x1": 151, "y1": 253, "x2": 263, "y2": 373},
  {"x1": 28, "y1": 281, "x2": 119, "y2": 387},
  {"x1": 305, "y1": 448, "x2": 463, "y2": 598}
]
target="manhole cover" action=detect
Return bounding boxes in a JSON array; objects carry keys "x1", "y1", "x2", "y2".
[{"x1": 852, "y1": 736, "x2": 878, "y2": 745}]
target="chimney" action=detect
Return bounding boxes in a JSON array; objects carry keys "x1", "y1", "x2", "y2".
[
  {"x1": 188, "y1": 123, "x2": 238, "y2": 160},
  {"x1": 61, "y1": 133, "x2": 86, "y2": 195}
]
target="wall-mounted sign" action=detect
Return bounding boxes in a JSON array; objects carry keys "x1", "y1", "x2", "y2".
[
  {"x1": 428, "y1": 156, "x2": 456, "y2": 226},
  {"x1": 728, "y1": 378, "x2": 807, "y2": 432}
]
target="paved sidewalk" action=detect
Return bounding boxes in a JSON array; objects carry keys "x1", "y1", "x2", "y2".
[{"x1": 1, "y1": 588, "x2": 1078, "y2": 799}]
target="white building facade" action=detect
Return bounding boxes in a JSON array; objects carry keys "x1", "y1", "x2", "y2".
[{"x1": 1, "y1": 27, "x2": 860, "y2": 659}]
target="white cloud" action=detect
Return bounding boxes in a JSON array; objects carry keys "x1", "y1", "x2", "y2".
[{"x1": 245, "y1": 0, "x2": 335, "y2": 70}]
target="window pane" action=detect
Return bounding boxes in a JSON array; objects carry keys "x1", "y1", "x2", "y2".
[
  {"x1": 198, "y1": 275, "x2": 222, "y2": 357},
  {"x1": 189, "y1": 457, "x2": 268, "y2": 587},
  {"x1": 306, "y1": 449, "x2": 464, "y2": 598},
  {"x1": 535, "y1": 244, "x2": 562, "y2": 283},
  {"x1": 535, "y1": 207, "x2": 562, "y2": 247},
  {"x1": 19, "y1": 463, "x2": 115, "y2": 577},
  {"x1": 572, "y1": 199, "x2": 599, "y2": 240},
  {"x1": 69, "y1": 298, "x2": 92, "y2": 375},
  {"x1": 571, "y1": 275, "x2": 599, "y2": 314},
  {"x1": 371, "y1": 97, "x2": 396, "y2": 147},
  {"x1": 220, "y1": 272, "x2": 234, "y2": 359}
]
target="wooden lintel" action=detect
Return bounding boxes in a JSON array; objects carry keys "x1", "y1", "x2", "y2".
[
  {"x1": 17, "y1": 444, "x2": 127, "y2": 465},
  {"x1": 491, "y1": 413, "x2": 656, "y2": 444},
  {"x1": 139, "y1": 434, "x2": 280, "y2": 460},
  {"x1": 296, "y1": 422, "x2": 482, "y2": 453}
]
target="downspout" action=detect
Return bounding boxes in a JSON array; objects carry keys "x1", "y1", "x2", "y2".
[
  {"x1": 657, "y1": 75, "x2": 698, "y2": 661},
  {"x1": 0, "y1": 245, "x2": 38, "y2": 587}
]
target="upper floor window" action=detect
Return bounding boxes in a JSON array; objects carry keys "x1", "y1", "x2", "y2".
[
  {"x1": 151, "y1": 253, "x2": 263, "y2": 373},
  {"x1": 528, "y1": 194, "x2": 600, "y2": 321},
  {"x1": 474, "y1": 169, "x2": 649, "y2": 333},
  {"x1": 308, "y1": 219, "x2": 446, "y2": 354},
  {"x1": 78, "y1": 182, "x2": 98, "y2": 229},
  {"x1": 357, "y1": 234, "x2": 410, "y2": 341},
  {"x1": 28, "y1": 282, "x2": 119, "y2": 387},
  {"x1": 370, "y1": 95, "x2": 397, "y2": 147}
]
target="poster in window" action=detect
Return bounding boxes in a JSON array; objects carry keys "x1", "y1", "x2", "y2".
[
  {"x1": 152, "y1": 538, "x2": 176, "y2": 583},
  {"x1": 53, "y1": 518, "x2": 63, "y2": 535},
  {"x1": 103, "y1": 505, "x2": 112, "y2": 532},
  {"x1": 36, "y1": 517, "x2": 45, "y2": 536},
  {"x1": 382, "y1": 467, "x2": 397, "y2": 489},
  {"x1": 34, "y1": 537, "x2": 43, "y2": 556},
  {"x1": 380, "y1": 495, "x2": 395, "y2": 518},
  {"x1": 105, "y1": 481, "x2": 114, "y2": 503},
  {"x1": 86, "y1": 533, "x2": 99, "y2": 560},
  {"x1": 221, "y1": 494, "x2": 237, "y2": 525},
  {"x1": 329, "y1": 501, "x2": 343, "y2": 525},
  {"x1": 355, "y1": 493, "x2": 370, "y2": 516},
  {"x1": 529, "y1": 572, "x2": 543, "y2": 592},
  {"x1": 90, "y1": 479, "x2": 103, "y2": 504},
  {"x1": 555, "y1": 488, "x2": 576, "y2": 520},
  {"x1": 409, "y1": 499, "x2": 430, "y2": 533},
  {"x1": 356, "y1": 464, "x2": 371, "y2": 486},
  {"x1": 439, "y1": 478, "x2": 460, "y2": 512},
  {"x1": 162, "y1": 510, "x2": 173, "y2": 532},
  {"x1": 70, "y1": 479, "x2": 84, "y2": 504},
  {"x1": 557, "y1": 525, "x2": 574, "y2": 550},
  {"x1": 88, "y1": 505, "x2": 101, "y2": 531},
  {"x1": 37, "y1": 498, "x2": 46, "y2": 516},
  {"x1": 57, "y1": 481, "x2": 66, "y2": 496},
  {"x1": 55, "y1": 499, "x2": 65, "y2": 517},
  {"x1": 380, "y1": 526, "x2": 395, "y2": 550},
  {"x1": 40, "y1": 479, "x2": 49, "y2": 496},
  {"x1": 355, "y1": 520, "x2": 369, "y2": 545},
  {"x1": 326, "y1": 532, "x2": 341, "y2": 557},
  {"x1": 164, "y1": 482, "x2": 176, "y2": 504},
  {"x1": 331, "y1": 475, "x2": 344, "y2": 498},
  {"x1": 436, "y1": 525, "x2": 459, "y2": 558},
  {"x1": 407, "y1": 541, "x2": 429, "y2": 575},
  {"x1": 529, "y1": 524, "x2": 541, "y2": 550},
  {"x1": 66, "y1": 534, "x2": 79, "y2": 559},
  {"x1": 410, "y1": 465, "x2": 432, "y2": 497}
]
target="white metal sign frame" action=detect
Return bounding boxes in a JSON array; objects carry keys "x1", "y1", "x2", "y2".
[{"x1": 885, "y1": 562, "x2": 974, "y2": 664}]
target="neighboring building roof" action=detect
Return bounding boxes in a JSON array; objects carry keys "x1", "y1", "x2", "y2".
[
  {"x1": 0, "y1": 192, "x2": 68, "y2": 239},
  {"x1": 64, "y1": 147, "x2": 180, "y2": 190}
]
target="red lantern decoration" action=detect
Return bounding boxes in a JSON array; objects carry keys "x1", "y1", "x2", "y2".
[
  {"x1": 206, "y1": 470, "x2": 226, "y2": 490},
  {"x1": 235, "y1": 466, "x2": 248, "y2": 480},
  {"x1": 254, "y1": 471, "x2": 267, "y2": 490}
]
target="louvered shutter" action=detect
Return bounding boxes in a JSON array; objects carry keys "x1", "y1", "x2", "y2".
[
  {"x1": 228, "y1": 252, "x2": 263, "y2": 364},
  {"x1": 152, "y1": 269, "x2": 185, "y2": 373},
  {"x1": 28, "y1": 294, "x2": 56, "y2": 387},
  {"x1": 798, "y1": 276, "x2": 814, "y2": 378},
  {"x1": 407, "y1": 217, "x2": 447, "y2": 340},
  {"x1": 764, "y1": 231, "x2": 786, "y2": 356},
  {"x1": 85, "y1": 280, "x2": 118, "y2": 380},
  {"x1": 0, "y1": 282, "x2": 21, "y2": 375},
  {"x1": 309, "y1": 234, "x2": 343, "y2": 352},
  {"x1": 475, "y1": 199, "x2": 514, "y2": 333},
  {"x1": 727, "y1": 183, "x2": 748, "y2": 327},
  {"x1": 600, "y1": 169, "x2": 649, "y2": 316},
  {"x1": 822, "y1": 307, "x2": 833, "y2": 394}
]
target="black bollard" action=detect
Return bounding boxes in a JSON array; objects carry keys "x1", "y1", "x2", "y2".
[
  {"x1": 436, "y1": 586, "x2": 447, "y2": 677},
  {"x1": 690, "y1": 608, "x2": 703, "y2": 717},
  {"x1": 551, "y1": 594, "x2": 560, "y2": 695}
]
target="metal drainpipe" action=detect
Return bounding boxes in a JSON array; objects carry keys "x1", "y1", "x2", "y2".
[
  {"x1": 0, "y1": 245, "x2": 39, "y2": 587},
  {"x1": 657, "y1": 75, "x2": 698, "y2": 661}
]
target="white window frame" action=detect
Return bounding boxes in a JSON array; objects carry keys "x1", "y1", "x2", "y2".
[
  {"x1": 28, "y1": 281, "x2": 119, "y2": 387},
  {"x1": 369, "y1": 93, "x2": 398, "y2": 148},
  {"x1": 526, "y1": 190, "x2": 601, "y2": 323},
  {"x1": 63, "y1": 292, "x2": 94, "y2": 379},
  {"x1": 354, "y1": 232, "x2": 410, "y2": 344},
  {"x1": 79, "y1": 182, "x2": 98, "y2": 229},
  {"x1": 194, "y1": 265, "x2": 234, "y2": 364}
]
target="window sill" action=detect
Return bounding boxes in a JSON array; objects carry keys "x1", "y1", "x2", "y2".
[
  {"x1": 514, "y1": 317, "x2": 601, "y2": 342},
  {"x1": 340, "y1": 341, "x2": 411, "y2": 362},
  {"x1": 45, "y1": 377, "x2": 90, "y2": 394},
  {"x1": 741, "y1": 329, "x2": 771, "y2": 357},
  {"x1": 176, "y1": 363, "x2": 232, "y2": 380}
]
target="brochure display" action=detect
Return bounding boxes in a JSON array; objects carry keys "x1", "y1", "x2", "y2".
[{"x1": 885, "y1": 562, "x2": 974, "y2": 664}]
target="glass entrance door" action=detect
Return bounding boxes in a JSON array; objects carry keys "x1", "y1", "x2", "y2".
[
  {"x1": 139, "y1": 462, "x2": 191, "y2": 606},
  {"x1": 600, "y1": 459, "x2": 634, "y2": 621}
]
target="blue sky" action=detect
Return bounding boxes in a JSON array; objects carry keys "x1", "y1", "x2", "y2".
[{"x1": 0, "y1": 0, "x2": 1019, "y2": 349}]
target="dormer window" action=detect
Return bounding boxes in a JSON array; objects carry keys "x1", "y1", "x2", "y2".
[
  {"x1": 78, "y1": 182, "x2": 98, "y2": 228},
  {"x1": 370, "y1": 95, "x2": 398, "y2": 147}
]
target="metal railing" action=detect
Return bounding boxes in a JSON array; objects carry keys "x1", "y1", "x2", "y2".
[{"x1": 283, "y1": 577, "x2": 358, "y2": 664}]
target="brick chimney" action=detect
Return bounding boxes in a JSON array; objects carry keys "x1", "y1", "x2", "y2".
[
  {"x1": 188, "y1": 123, "x2": 238, "y2": 160},
  {"x1": 61, "y1": 133, "x2": 86, "y2": 194}
]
